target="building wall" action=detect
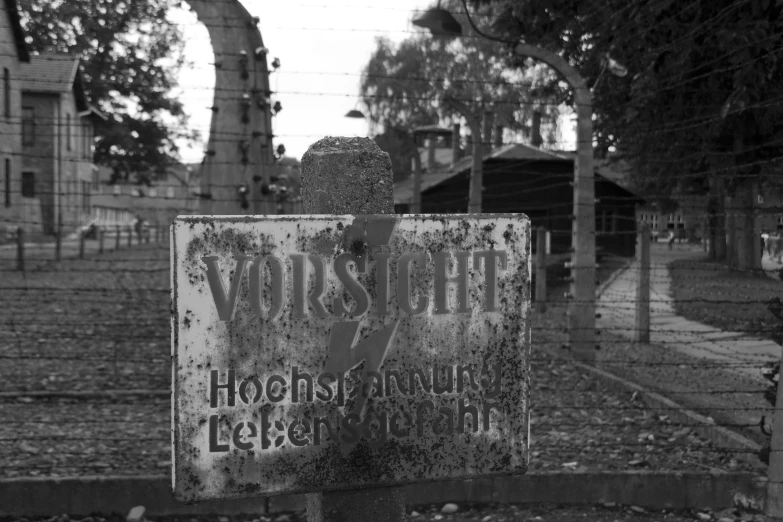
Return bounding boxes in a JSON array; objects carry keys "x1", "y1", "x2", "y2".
[
  {"x1": 418, "y1": 159, "x2": 639, "y2": 257},
  {"x1": 56, "y1": 89, "x2": 94, "y2": 233},
  {"x1": 20, "y1": 89, "x2": 96, "y2": 235},
  {"x1": 19, "y1": 92, "x2": 56, "y2": 234},
  {"x1": 0, "y1": 2, "x2": 23, "y2": 237}
]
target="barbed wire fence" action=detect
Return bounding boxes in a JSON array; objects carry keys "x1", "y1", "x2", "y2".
[
  {"x1": 2, "y1": 2, "x2": 783, "y2": 500},
  {"x1": 1, "y1": 197, "x2": 780, "y2": 481}
]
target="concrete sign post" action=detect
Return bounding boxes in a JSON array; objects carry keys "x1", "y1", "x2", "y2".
[{"x1": 171, "y1": 138, "x2": 531, "y2": 516}]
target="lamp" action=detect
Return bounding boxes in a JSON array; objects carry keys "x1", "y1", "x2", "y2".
[
  {"x1": 345, "y1": 109, "x2": 365, "y2": 118},
  {"x1": 412, "y1": 1, "x2": 462, "y2": 37}
]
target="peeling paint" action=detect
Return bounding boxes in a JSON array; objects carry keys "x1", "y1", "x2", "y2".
[{"x1": 171, "y1": 214, "x2": 531, "y2": 502}]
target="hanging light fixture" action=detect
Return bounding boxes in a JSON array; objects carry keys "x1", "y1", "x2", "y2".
[
  {"x1": 345, "y1": 109, "x2": 365, "y2": 118},
  {"x1": 412, "y1": 1, "x2": 462, "y2": 37}
]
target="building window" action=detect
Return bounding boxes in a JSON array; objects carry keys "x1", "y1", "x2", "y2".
[
  {"x1": 22, "y1": 107, "x2": 35, "y2": 146},
  {"x1": 3, "y1": 68, "x2": 9, "y2": 118},
  {"x1": 113, "y1": 184, "x2": 121, "y2": 195},
  {"x1": 82, "y1": 181, "x2": 90, "y2": 212},
  {"x1": 83, "y1": 124, "x2": 93, "y2": 160},
  {"x1": 4, "y1": 158, "x2": 10, "y2": 207},
  {"x1": 148, "y1": 187, "x2": 157, "y2": 198},
  {"x1": 66, "y1": 113, "x2": 72, "y2": 151},
  {"x1": 21, "y1": 172, "x2": 35, "y2": 198},
  {"x1": 166, "y1": 186, "x2": 174, "y2": 199}
]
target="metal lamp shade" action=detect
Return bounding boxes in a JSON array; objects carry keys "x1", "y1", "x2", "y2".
[
  {"x1": 345, "y1": 109, "x2": 365, "y2": 119},
  {"x1": 412, "y1": 7, "x2": 462, "y2": 37}
]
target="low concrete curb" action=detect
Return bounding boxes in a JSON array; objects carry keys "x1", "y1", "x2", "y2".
[
  {"x1": 589, "y1": 257, "x2": 763, "y2": 463},
  {"x1": 578, "y1": 361, "x2": 762, "y2": 460},
  {"x1": 596, "y1": 258, "x2": 633, "y2": 299},
  {"x1": 0, "y1": 472, "x2": 765, "y2": 516}
]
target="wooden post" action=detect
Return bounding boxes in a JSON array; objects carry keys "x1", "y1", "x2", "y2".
[
  {"x1": 301, "y1": 137, "x2": 406, "y2": 522},
  {"x1": 78, "y1": 231, "x2": 86, "y2": 259},
  {"x1": 635, "y1": 223, "x2": 650, "y2": 343},
  {"x1": 127, "y1": 226, "x2": 132, "y2": 247},
  {"x1": 535, "y1": 226, "x2": 547, "y2": 313},
  {"x1": 98, "y1": 228, "x2": 104, "y2": 254},
  {"x1": 16, "y1": 227, "x2": 24, "y2": 272},
  {"x1": 115, "y1": 225, "x2": 121, "y2": 250},
  {"x1": 765, "y1": 346, "x2": 783, "y2": 516}
]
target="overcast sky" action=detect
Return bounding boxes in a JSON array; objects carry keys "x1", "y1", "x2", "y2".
[{"x1": 172, "y1": 0, "x2": 576, "y2": 163}]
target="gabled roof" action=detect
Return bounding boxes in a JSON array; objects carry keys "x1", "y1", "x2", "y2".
[
  {"x1": 555, "y1": 150, "x2": 633, "y2": 189},
  {"x1": 4, "y1": 0, "x2": 29, "y2": 62},
  {"x1": 19, "y1": 54, "x2": 80, "y2": 92},
  {"x1": 79, "y1": 105, "x2": 107, "y2": 121},
  {"x1": 397, "y1": 143, "x2": 570, "y2": 204},
  {"x1": 19, "y1": 54, "x2": 90, "y2": 111},
  {"x1": 412, "y1": 125, "x2": 452, "y2": 136}
]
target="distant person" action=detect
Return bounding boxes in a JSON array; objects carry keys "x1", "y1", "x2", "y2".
[
  {"x1": 762, "y1": 229, "x2": 770, "y2": 258},
  {"x1": 667, "y1": 229, "x2": 676, "y2": 250},
  {"x1": 772, "y1": 231, "x2": 783, "y2": 264},
  {"x1": 134, "y1": 216, "x2": 144, "y2": 243}
]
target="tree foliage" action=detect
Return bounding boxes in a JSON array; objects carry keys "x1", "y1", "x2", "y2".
[
  {"x1": 360, "y1": 0, "x2": 563, "y2": 180},
  {"x1": 19, "y1": 0, "x2": 197, "y2": 184},
  {"x1": 473, "y1": 0, "x2": 783, "y2": 198}
]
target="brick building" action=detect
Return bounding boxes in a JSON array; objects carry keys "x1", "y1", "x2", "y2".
[
  {"x1": 0, "y1": 0, "x2": 29, "y2": 240},
  {"x1": 18, "y1": 54, "x2": 104, "y2": 235}
]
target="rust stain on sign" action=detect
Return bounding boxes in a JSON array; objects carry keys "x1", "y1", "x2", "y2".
[{"x1": 171, "y1": 214, "x2": 531, "y2": 502}]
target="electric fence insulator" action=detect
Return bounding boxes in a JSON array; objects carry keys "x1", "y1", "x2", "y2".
[
  {"x1": 241, "y1": 93, "x2": 251, "y2": 123},
  {"x1": 239, "y1": 140, "x2": 249, "y2": 165},
  {"x1": 239, "y1": 50, "x2": 249, "y2": 79}
]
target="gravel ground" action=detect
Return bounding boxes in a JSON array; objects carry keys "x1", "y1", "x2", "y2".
[
  {"x1": 0, "y1": 246, "x2": 766, "y2": 477},
  {"x1": 0, "y1": 503, "x2": 771, "y2": 522}
]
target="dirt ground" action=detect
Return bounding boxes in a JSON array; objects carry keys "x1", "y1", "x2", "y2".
[{"x1": 0, "y1": 502, "x2": 770, "y2": 522}]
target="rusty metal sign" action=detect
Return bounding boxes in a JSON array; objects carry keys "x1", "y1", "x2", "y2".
[{"x1": 171, "y1": 214, "x2": 531, "y2": 502}]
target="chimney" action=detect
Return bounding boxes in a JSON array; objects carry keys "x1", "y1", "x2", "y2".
[
  {"x1": 493, "y1": 125, "x2": 503, "y2": 149},
  {"x1": 531, "y1": 110, "x2": 543, "y2": 147},
  {"x1": 451, "y1": 123, "x2": 461, "y2": 167},
  {"x1": 426, "y1": 134, "x2": 436, "y2": 172},
  {"x1": 483, "y1": 110, "x2": 494, "y2": 151}
]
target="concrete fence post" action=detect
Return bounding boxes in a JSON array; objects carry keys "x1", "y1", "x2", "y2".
[
  {"x1": 536, "y1": 226, "x2": 547, "y2": 313},
  {"x1": 16, "y1": 227, "x2": 24, "y2": 272},
  {"x1": 300, "y1": 137, "x2": 405, "y2": 522},
  {"x1": 78, "y1": 230, "x2": 86, "y2": 259},
  {"x1": 54, "y1": 226, "x2": 61, "y2": 262},
  {"x1": 115, "y1": 225, "x2": 121, "y2": 250},
  {"x1": 98, "y1": 228, "x2": 105, "y2": 254},
  {"x1": 635, "y1": 223, "x2": 650, "y2": 343}
]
